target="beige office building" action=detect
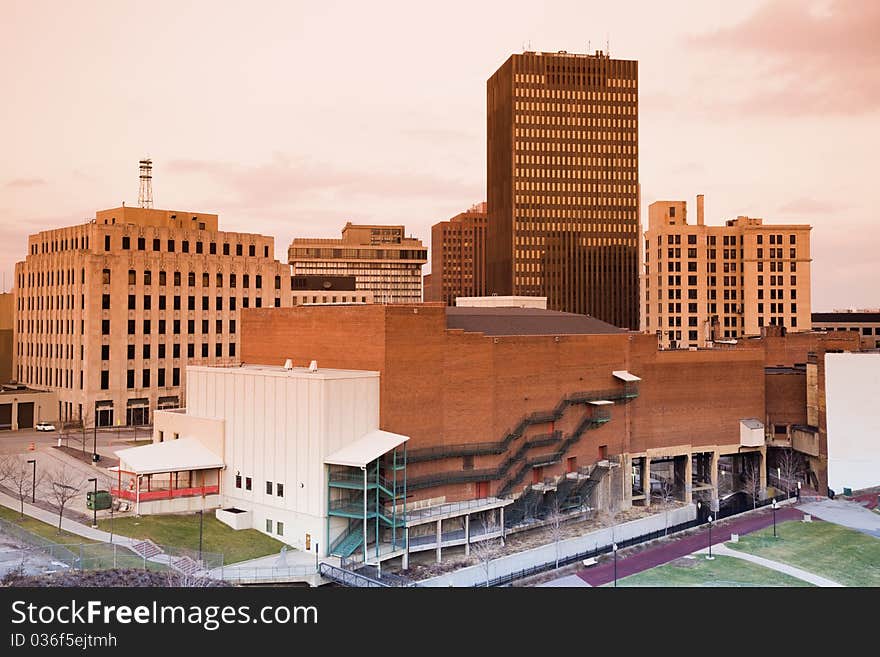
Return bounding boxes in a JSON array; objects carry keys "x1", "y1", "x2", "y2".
[
  {"x1": 288, "y1": 223, "x2": 427, "y2": 304},
  {"x1": 13, "y1": 205, "x2": 311, "y2": 428},
  {"x1": 641, "y1": 195, "x2": 811, "y2": 349}
]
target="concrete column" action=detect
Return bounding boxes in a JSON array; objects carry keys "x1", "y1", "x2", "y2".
[
  {"x1": 684, "y1": 453, "x2": 693, "y2": 504},
  {"x1": 758, "y1": 447, "x2": 767, "y2": 499},
  {"x1": 710, "y1": 450, "x2": 720, "y2": 511},
  {"x1": 402, "y1": 528, "x2": 409, "y2": 570},
  {"x1": 643, "y1": 458, "x2": 651, "y2": 508},
  {"x1": 464, "y1": 514, "x2": 470, "y2": 556},
  {"x1": 435, "y1": 519, "x2": 442, "y2": 564},
  {"x1": 11, "y1": 399, "x2": 17, "y2": 431},
  {"x1": 500, "y1": 507, "x2": 505, "y2": 545}
]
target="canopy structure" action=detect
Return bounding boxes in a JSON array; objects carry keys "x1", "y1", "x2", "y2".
[
  {"x1": 589, "y1": 400, "x2": 614, "y2": 406},
  {"x1": 325, "y1": 429, "x2": 409, "y2": 468},
  {"x1": 612, "y1": 370, "x2": 642, "y2": 382},
  {"x1": 115, "y1": 437, "x2": 224, "y2": 475}
]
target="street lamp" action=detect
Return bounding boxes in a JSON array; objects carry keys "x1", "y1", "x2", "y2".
[
  {"x1": 92, "y1": 425, "x2": 98, "y2": 463},
  {"x1": 772, "y1": 498, "x2": 778, "y2": 538},
  {"x1": 88, "y1": 478, "x2": 97, "y2": 528},
  {"x1": 796, "y1": 481, "x2": 801, "y2": 502},
  {"x1": 706, "y1": 515, "x2": 714, "y2": 560},
  {"x1": 26, "y1": 459, "x2": 36, "y2": 503},
  {"x1": 198, "y1": 509, "x2": 204, "y2": 562},
  {"x1": 612, "y1": 543, "x2": 618, "y2": 587}
]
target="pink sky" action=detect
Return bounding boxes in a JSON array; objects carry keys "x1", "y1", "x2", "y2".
[{"x1": 1, "y1": 0, "x2": 877, "y2": 310}]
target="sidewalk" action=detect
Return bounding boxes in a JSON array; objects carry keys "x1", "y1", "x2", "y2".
[
  {"x1": 703, "y1": 543, "x2": 843, "y2": 587},
  {"x1": 0, "y1": 490, "x2": 136, "y2": 548},
  {"x1": 576, "y1": 504, "x2": 804, "y2": 586}
]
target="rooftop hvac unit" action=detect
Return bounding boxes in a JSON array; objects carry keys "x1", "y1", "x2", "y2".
[
  {"x1": 308, "y1": 360, "x2": 318, "y2": 373},
  {"x1": 283, "y1": 358, "x2": 293, "y2": 370}
]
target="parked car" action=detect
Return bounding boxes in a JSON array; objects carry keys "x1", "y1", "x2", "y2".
[{"x1": 35, "y1": 421, "x2": 56, "y2": 432}]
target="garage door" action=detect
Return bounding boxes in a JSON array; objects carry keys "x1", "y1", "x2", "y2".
[
  {"x1": 0, "y1": 403, "x2": 11, "y2": 430},
  {"x1": 18, "y1": 402, "x2": 34, "y2": 429}
]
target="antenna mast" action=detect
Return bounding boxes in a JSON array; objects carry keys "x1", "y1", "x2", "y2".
[{"x1": 138, "y1": 158, "x2": 153, "y2": 208}]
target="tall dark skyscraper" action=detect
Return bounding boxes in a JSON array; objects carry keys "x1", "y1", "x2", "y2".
[{"x1": 487, "y1": 50, "x2": 639, "y2": 328}]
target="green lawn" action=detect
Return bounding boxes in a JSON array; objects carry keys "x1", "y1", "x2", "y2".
[
  {"x1": 0, "y1": 503, "x2": 97, "y2": 545},
  {"x1": 609, "y1": 555, "x2": 813, "y2": 587},
  {"x1": 727, "y1": 520, "x2": 880, "y2": 587},
  {"x1": 98, "y1": 513, "x2": 286, "y2": 564}
]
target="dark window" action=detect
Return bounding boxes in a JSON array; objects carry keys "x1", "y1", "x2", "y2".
[
  {"x1": 216, "y1": 297, "x2": 223, "y2": 310},
  {"x1": 235, "y1": 475, "x2": 242, "y2": 489},
  {"x1": 127, "y1": 319, "x2": 135, "y2": 335},
  {"x1": 236, "y1": 244, "x2": 243, "y2": 256},
  {"x1": 223, "y1": 243, "x2": 230, "y2": 256},
  {"x1": 128, "y1": 294, "x2": 136, "y2": 310},
  {"x1": 216, "y1": 319, "x2": 222, "y2": 334},
  {"x1": 101, "y1": 345, "x2": 110, "y2": 360},
  {"x1": 159, "y1": 296, "x2": 166, "y2": 310},
  {"x1": 173, "y1": 320, "x2": 180, "y2": 335},
  {"x1": 144, "y1": 295, "x2": 151, "y2": 310},
  {"x1": 172, "y1": 367, "x2": 180, "y2": 386},
  {"x1": 230, "y1": 274, "x2": 237, "y2": 288},
  {"x1": 167, "y1": 239, "x2": 175, "y2": 252},
  {"x1": 182, "y1": 240, "x2": 189, "y2": 253},
  {"x1": 188, "y1": 295, "x2": 195, "y2": 311},
  {"x1": 187, "y1": 272, "x2": 195, "y2": 286},
  {"x1": 187, "y1": 319, "x2": 195, "y2": 334},
  {"x1": 159, "y1": 320, "x2": 166, "y2": 334},
  {"x1": 229, "y1": 342, "x2": 236, "y2": 357},
  {"x1": 104, "y1": 235, "x2": 110, "y2": 251},
  {"x1": 216, "y1": 273, "x2": 223, "y2": 287},
  {"x1": 266, "y1": 481, "x2": 273, "y2": 495},
  {"x1": 215, "y1": 343, "x2": 222, "y2": 357},
  {"x1": 158, "y1": 369, "x2": 165, "y2": 386},
  {"x1": 276, "y1": 483, "x2": 283, "y2": 497},
  {"x1": 245, "y1": 477, "x2": 252, "y2": 491},
  {"x1": 142, "y1": 369, "x2": 150, "y2": 387},
  {"x1": 264, "y1": 245, "x2": 269, "y2": 258},
  {"x1": 100, "y1": 371, "x2": 109, "y2": 389},
  {"x1": 128, "y1": 269, "x2": 136, "y2": 285},
  {"x1": 126, "y1": 370, "x2": 135, "y2": 389},
  {"x1": 173, "y1": 271, "x2": 181, "y2": 286},
  {"x1": 158, "y1": 343, "x2": 166, "y2": 359},
  {"x1": 137, "y1": 237, "x2": 146, "y2": 251},
  {"x1": 159, "y1": 270, "x2": 166, "y2": 286},
  {"x1": 243, "y1": 275, "x2": 250, "y2": 289},
  {"x1": 210, "y1": 242, "x2": 217, "y2": 255},
  {"x1": 202, "y1": 319, "x2": 209, "y2": 334},
  {"x1": 255, "y1": 297, "x2": 262, "y2": 308},
  {"x1": 127, "y1": 344, "x2": 135, "y2": 359},
  {"x1": 153, "y1": 238, "x2": 161, "y2": 251},
  {"x1": 202, "y1": 296, "x2": 209, "y2": 311},
  {"x1": 122, "y1": 236, "x2": 130, "y2": 250},
  {"x1": 174, "y1": 296, "x2": 181, "y2": 311},
  {"x1": 201, "y1": 343, "x2": 208, "y2": 357},
  {"x1": 102, "y1": 294, "x2": 111, "y2": 309},
  {"x1": 143, "y1": 344, "x2": 151, "y2": 359},
  {"x1": 187, "y1": 343, "x2": 195, "y2": 357},
  {"x1": 255, "y1": 275, "x2": 262, "y2": 289},
  {"x1": 230, "y1": 297, "x2": 236, "y2": 311}
]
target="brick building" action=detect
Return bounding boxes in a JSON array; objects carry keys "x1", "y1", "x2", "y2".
[
  {"x1": 425, "y1": 202, "x2": 487, "y2": 305},
  {"x1": 811, "y1": 310, "x2": 880, "y2": 350},
  {"x1": 641, "y1": 195, "x2": 812, "y2": 349},
  {"x1": 240, "y1": 304, "x2": 858, "y2": 516},
  {"x1": 487, "y1": 50, "x2": 640, "y2": 329}
]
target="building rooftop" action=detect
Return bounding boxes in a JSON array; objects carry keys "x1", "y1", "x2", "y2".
[
  {"x1": 445, "y1": 307, "x2": 626, "y2": 337},
  {"x1": 188, "y1": 364, "x2": 379, "y2": 380},
  {"x1": 813, "y1": 312, "x2": 880, "y2": 323}
]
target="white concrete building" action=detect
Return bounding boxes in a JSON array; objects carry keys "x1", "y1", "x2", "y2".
[{"x1": 824, "y1": 352, "x2": 880, "y2": 492}]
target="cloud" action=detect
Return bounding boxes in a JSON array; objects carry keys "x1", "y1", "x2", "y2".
[
  {"x1": 686, "y1": 0, "x2": 880, "y2": 116},
  {"x1": 6, "y1": 178, "x2": 47, "y2": 188},
  {"x1": 166, "y1": 154, "x2": 481, "y2": 209},
  {"x1": 777, "y1": 197, "x2": 843, "y2": 215}
]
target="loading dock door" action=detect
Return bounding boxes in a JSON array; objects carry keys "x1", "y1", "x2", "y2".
[
  {"x1": 18, "y1": 402, "x2": 34, "y2": 429},
  {"x1": 0, "y1": 403, "x2": 11, "y2": 430}
]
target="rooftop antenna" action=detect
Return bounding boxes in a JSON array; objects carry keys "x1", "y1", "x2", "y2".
[
  {"x1": 606, "y1": 34, "x2": 610, "y2": 57},
  {"x1": 138, "y1": 157, "x2": 153, "y2": 209}
]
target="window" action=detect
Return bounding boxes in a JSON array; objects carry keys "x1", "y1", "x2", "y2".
[
  {"x1": 688, "y1": 234, "x2": 696, "y2": 245},
  {"x1": 216, "y1": 296, "x2": 223, "y2": 310},
  {"x1": 230, "y1": 297, "x2": 236, "y2": 311},
  {"x1": 127, "y1": 344, "x2": 135, "y2": 359},
  {"x1": 201, "y1": 343, "x2": 208, "y2": 357},
  {"x1": 122, "y1": 236, "x2": 130, "y2": 250},
  {"x1": 202, "y1": 319, "x2": 209, "y2": 334},
  {"x1": 202, "y1": 296, "x2": 209, "y2": 311},
  {"x1": 173, "y1": 319, "x2": 180, "y2": 335},
  {"x1": 153, "y1": 238, "x2": 161, "y2": 251},
  {"x1": 230, "y1": 274, "x2": 237, "y2": 288},
  {"x1": 182, "y1": 240, "x2": 189, "y2": 253},
  {"x1": 158, "y1": 369, "x2": 165, "y2": 386},
  {"x1": 158, "y1": 343, "x2": 166, "y2": 359},
  {"x1": 168, "y1": 239, "x2": 175, "y2": 252},
  {"x1": 173, "y1": 271, "x2": 181, "y2": 286},
  {"x1": 196, "y1": 241, "x2": 203, "y2": 254},
  {"x1": 243, "y1": 274, "x2": 250, "y2": 289},
  {"x1": 159, "y1": 320, "x2": 166, "y2": 334},
  {"x1": 276, "y1": 521, "x2": 283, "y2": 536},
  {"x1": 215, "y1": 343, "x2": 222, "y2": 357},
  {"x1": 245, "y1": 477, "x2": 252, "y2": 491},
  {"x1": 188, "y1": 295, "x2": 195, "y2": 311},
  {"x1": 229, "y1": 342, "x2": 236, "y2": 357},
  {"x1": 210, "y1": 242, "x2": 217, "y2": 255},
  {"x1": 236, "y1": 244, "x2": 243, "y2": 256},
  {"x1": 104, "y1": 235, "x2": 110, "y2": 251},
  {"x1": 143, "y1": 344, "x2": 151, "y2": 359},
  {"x1": 187, "y1": 319, "x2": 195, "y2": 334},
  {"x1": 172, "y1": 343, "x2": 180, "y2": 358},
  {"x1": 102, "y1": 319, "x2": 110, "y2": 335},
  {"x1": 276, "y1": 483, "x2": 284, "y2": 497},
  {"x1": 126, "y1": 370, "x2": 134, "y2": 389},
  {"x1": 102, "y1": 293, "x2": 111, "y2": 309},
  {"x1": 187, "y1": 343, "x2": 195, "y2": 358},
  {"x1": 128, "y1": 294, "x2": 136, "y2": 310},
  {"x1": 216, "y1": 273, "x2": 223, "y2": 287},
  {"x1": 144, "y1": 295, "x2": 151, "y2": 310},
  {"x1": 223, "y1": 243, "x2": 230, "y2": 256},
  {"x1": 142, "y1": 369, "x2": 150, "y2": 387},
  {"x1": 128, "y1": 269, "x2": 136, "y2": 285},
  {"x1": 172, "y1": 368, "x2": 180, "y2": 386},
  {"x1": 187, "y1": 272, "x2": 196, "y2": 286},
  {"x1": 235, "y1": 474, "x2": 242, "y2": 488},
  {"x1": 216, "y1": 319, "x2": 222, "y2": 334},
  {"x1": 100, "y1": 371, "x2": 109, "y2": 390},
  {"x1": 669, "y1": 206, "x2": 676, "y2": 217},
  {"x1": 266, "y1": 519, "x2": 272, "y2": 533},
  {"x1": 266, "y1": 481, "x2": 273, "y2": 495},
  {"x1": 173, "y1": 295, "x2": 181, "y2": 310}
]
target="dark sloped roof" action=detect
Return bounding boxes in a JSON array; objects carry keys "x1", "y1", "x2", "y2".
[{"x1": 445, "y1": 307, "x2": 627, "y2": 336}]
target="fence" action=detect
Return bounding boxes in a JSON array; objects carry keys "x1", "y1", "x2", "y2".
[
  {"x1": 0, "y1": 517, "x2": 223, "y2": 576},
  {"x1": 219, "y1": 565, "x2": 317, "y2": 584}
]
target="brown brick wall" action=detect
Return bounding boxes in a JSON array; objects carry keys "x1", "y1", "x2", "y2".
[{"x1": 765, "y1": 372, "x2": 807, "y2": 428}]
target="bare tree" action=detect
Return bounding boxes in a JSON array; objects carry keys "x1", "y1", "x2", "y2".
[
  {"x1": 775, "y1": 448, "x2": 804, "y2": 499},
  {"x1": 742, "y1": 460, "x2": 763, "y2": 510},
  {"x1": 598, "y1": 506, "x2": 621, "y2": 546},
  {"x1": 44, "y1": 464, "x2": 86, "y2": 534},
  {"x1": 0, "y1": 455, "x2": 44, "y2": 518},
  {"x1": 470, "y1": 512, "x2": 505, "y2": 587},
  {"x1": 652, "y1": 475, "x2": 677, "y2": 536},
  {"x1": 546, "y1": 497, "x2": 565, "y2": 570}
]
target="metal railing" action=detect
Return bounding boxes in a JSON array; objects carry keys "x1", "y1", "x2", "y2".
[
  {"x1": 318, "y1": 562, "x2": 393, "y2": 587},
  {"x1": 220, "y1": 565, "x2": 317, "y2": 583}
]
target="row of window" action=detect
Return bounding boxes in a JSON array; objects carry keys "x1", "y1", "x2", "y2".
[
  {"x1": 103, "y1": 368, "x2": 181, "y2": 390},
  {"x1": 233, "y1": 475, "x2": 284, "y2": 498},
  {"x1": 112, "y1": 235, "x2": 268, "y2": 258},
  {"x1": 106, "y1": 341, "x2": 238, "y2": 361},
  {"x1": 111, "y1": 318, "x2": 238, "y2": 335}
]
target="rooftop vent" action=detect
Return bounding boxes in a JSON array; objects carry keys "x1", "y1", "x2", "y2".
[
  {"x1": 308, "y1": 360, "x2": 318, "y2": 373},
  {"x1": 283, "y1": 359, "x2": 293, "y2": 370}
]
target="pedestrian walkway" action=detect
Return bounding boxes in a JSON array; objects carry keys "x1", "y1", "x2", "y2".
[
  {"x1": 799, "y1": 499, "x2": 880, "y2": 539},
  {"x1": 537, "y1": 574, "x2": 591, "y2": 587},
  {"x1": 574, "y1": 504, "x2": 803, "y2": 586},
  {"x1": 0, "y1": 490, "x2": 136, "y2": 547},
  {"x1": 699, "y1": 543, "x2": 843, "y2": 587}
]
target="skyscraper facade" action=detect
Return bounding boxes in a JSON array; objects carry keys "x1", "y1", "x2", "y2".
[
  {"x1": 487, "y1": 50, "x2": 639, "y2": 328},
  {"x1": 425, "y1": 202, "x2": 487, "y2": 305}
]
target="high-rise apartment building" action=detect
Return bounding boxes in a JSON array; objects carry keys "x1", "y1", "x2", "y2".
[
  {"x1": 641, "y1": 195, "x2": 812, "y2": 349},
  {"x1": 288, "y1": 223, "x2": 427, "y2": 304},
  {"x1": 13, "y1": 205, "x2": 304, "y2": 427},
  {"x1": 486, "y1": 50, "x2": 640, "y2": 328},
  {"x1": 425, "y1": 202, "x2": 487, "y2": 305}
]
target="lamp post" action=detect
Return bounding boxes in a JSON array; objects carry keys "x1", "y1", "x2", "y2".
[
  {"x1": 26, "y1": 459, "x2": 36, "y2": 503},
  {"x1": 92, "y1": 425, "x2": 98, "y2": 463},
  {"x1": 612, "y1": 543, "x2": 618, "y2": 587},
  {"x1": 88, "y1": 478, "x2": 97, "y2": 528},
  {"x1": 706, "y1": 515, "x2": 714, "y2": 560},
  {"x1": 772, "y1": 498, "x2": 778, "y2": 538},
  {"x1": 315, "y1": 542, "x2": 319, "y2": 570}
]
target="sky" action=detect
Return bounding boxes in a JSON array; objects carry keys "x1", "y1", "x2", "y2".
[{"x1": 1, "y1": 0, "x2": 878, "y2": 310}]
